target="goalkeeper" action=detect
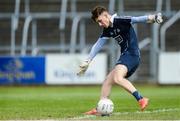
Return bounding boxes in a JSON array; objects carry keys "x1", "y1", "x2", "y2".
[{"x1": 77, "y1": 6, "x2": 163, "y2": 115}]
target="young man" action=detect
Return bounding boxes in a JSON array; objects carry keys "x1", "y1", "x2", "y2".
[{"x1": 77, "y1": 6, "x2": 163, "y2": 115}]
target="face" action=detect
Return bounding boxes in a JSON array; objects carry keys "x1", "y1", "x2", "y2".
[{"x1": 96, "y1": 11, "x2": 111, "y2": 28}]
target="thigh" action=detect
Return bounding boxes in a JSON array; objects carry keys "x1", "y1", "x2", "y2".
[
  {"x1": 116, "y1": 52, "x2": 140, "y2": 78},
  {"x1": 105, "y1": 64, "x2": 128, "y2": 84},
  {"x1": 114, "y1": 64, "x2": 128, "y2": 77}
]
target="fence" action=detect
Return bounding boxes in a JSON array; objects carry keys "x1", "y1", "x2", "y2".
[{"x1": 0, "y1": 0, "x2": 179, "y2": 82}]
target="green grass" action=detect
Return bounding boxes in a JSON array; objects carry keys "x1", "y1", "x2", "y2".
[{"x1": 0, "y1": 85, "x2": 180, "y2": 120}]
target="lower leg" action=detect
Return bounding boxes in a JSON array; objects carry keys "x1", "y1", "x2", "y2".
[
  {"x1": 113, "y1": 65, "x2": 143, "y2": 101},
  {"x1": 100, "y1": 70, "x2": 115, "y2": 99},
  {"x1": 100, "y1": 80, "x2": 113, "y2": 99},
  {"x1": 114, "y1": 76, "x2": 148, "y2": 111},
  {"x1": 115, "y1": 78, "x2": 143, "y2": 101},
  {"x1": 117, "y1": 77, "x2": 137, "y2": 93}
]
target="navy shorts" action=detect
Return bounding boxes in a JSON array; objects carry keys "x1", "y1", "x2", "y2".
[{"x1": 116, "y1": 51, "x2": 140, "y2": 78}]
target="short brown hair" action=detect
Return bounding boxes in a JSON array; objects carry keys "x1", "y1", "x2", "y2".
[{"x1": 91, "y1": 6, "x2": 107, "y2": 22}]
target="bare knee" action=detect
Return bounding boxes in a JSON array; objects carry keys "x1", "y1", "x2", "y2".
[
  {"x1": 113, "y1": 64, "x2": 128, "y2": 84},
  {"x1": 113, "y1": 75, "x2": 124, "y2": 84}
]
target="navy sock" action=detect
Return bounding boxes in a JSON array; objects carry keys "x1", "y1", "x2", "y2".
[{"x1": 132, "y1": 91, "x2": 143, "y2": 101}]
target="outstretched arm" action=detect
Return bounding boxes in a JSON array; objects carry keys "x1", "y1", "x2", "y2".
[
  {"x1": 131, "y1": 13, "x2": 163, "y2": 24},
  {"x1": 131, "y1": 16, "x2": 148, "y2": 24},
  {"x1": 87, "y1": 37, "x2": 108, "y2": 61},
  {"x1": 77, "y1": 37, "x2": 108, "y2": 76}
]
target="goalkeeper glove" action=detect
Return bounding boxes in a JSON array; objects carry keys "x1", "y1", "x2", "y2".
[
  {"x1": 154, "y1": 13, "x2": 163, "y2": 24},
  {"x1": 77, "y1": 60, "x2": 91, "y2": 76},
  {"x1": 148, "y1": 13, "x2": 163, "y2": 24}
]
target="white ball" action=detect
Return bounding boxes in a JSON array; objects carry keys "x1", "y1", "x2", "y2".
[{"x1": 97, "y1": 98, "x2": 114, "y2": 115}]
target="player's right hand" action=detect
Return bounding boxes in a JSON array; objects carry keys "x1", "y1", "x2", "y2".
[{"x1": 77, "y1": 60, "x2": 90, "y2": 76}]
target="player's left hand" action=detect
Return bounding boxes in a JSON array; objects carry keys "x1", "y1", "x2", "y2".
[
  {"x1": 154, "y1": 13, "x2": 163, "y2": 24},
  {"x1": 77, "y1": 60, "x2": 90, "y2": 76}
]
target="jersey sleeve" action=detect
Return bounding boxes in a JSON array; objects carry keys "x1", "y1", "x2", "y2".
[
  {"x1": 131, "y1": 15, "x2": 148, "y2": 24},
  {"x1": 117, "y1": 15, "x2": 148, "y2": 24},
  {"x1": 116, "y1": 16, "x2": 132, "y2": 24},
  {"x1": 87, "y1": 37, "x2": 108, "y2": 61}
]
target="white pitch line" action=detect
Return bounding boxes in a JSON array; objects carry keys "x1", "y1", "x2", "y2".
[
  {"x1": 71, "y1": 115, "x2": 96, "y2": 119},
  {"x1": 114, "y1": 108, "x2": 180, "y2": 115},
  {"x1": 71, "y1": 108, "x2": 180, "y2": 120}
]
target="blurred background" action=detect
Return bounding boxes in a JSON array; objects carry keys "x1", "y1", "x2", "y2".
[{"x1": 0, "y1": 0, "x2": 179, "y2": 85}]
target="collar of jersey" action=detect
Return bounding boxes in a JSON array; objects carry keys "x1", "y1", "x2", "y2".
[{"x1": 110, "y1": 13, "x2": 117, "y2": 27}]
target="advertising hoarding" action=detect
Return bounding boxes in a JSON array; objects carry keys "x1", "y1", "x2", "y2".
[
  {"x1": 46, "y1": 54, "x2": 107, "y2": 85},
  {"x1": 0, "y1": 56, "x2": 45, "y2": 85}
]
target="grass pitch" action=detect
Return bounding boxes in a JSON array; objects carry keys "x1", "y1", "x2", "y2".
[{"x1": 0, "y1": 84, "x2": 180, "y2": 120}]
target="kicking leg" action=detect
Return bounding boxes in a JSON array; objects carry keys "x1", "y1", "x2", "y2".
[
  {"x1": 100, "y1": 64, "x2": 137, "y2": 99},
  {"x1": 112, "y1": 64, "x2": 137, "y2": 93},
  {"x1": 100, "y1": 64, "x2": 137, "y2": 98},
  {"x1": 111, "y1": 64, "x2": 149, "y2": 111}
]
